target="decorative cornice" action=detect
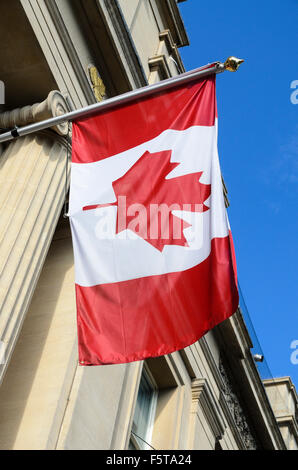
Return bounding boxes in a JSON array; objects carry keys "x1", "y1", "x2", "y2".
[
  {"x1": 148, "y1": 55, "x2": 172, "y2": 80},
  {"x1": 263, "y1": 376, "x2": 298, "y2": 403},
  {"x1": 276, "y1": 415, "x2": 298, "y2": 443},
  {"x1": 148, "y1": 30, "x2": 185, "y2": 80},
  {"x1": 0, "y1": 90, "x2": 69, "y2": 136},
  {"x1": 191, "y1": 378, "x2": 226, "y2": 441},
  {"x1": 263, "y1": 377, "x2": 298, "y2": 447}
]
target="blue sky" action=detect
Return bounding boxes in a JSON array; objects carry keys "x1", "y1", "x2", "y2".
[{"x1": 179, "y1": 0, "x2": 298, "y2": 388}]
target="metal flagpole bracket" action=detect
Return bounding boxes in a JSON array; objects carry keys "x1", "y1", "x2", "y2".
[
  {"x1": 11, "y1": 126, "x2": 20, "y2": 138},
  {"x1": 0, "y1": 58, "x2": 244, "y2": 144}
]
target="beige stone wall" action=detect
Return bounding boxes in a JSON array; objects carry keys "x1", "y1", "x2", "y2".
[
  {"x1": 118, "y1": 0, "x2": 161, "y2": 78},
  {"x1": 56, "y1": 362, "x2": 143, "y2": 450},
  {"x1": 263, "y1": 378, "x2": 298, "y2": 450},
  {"x1": 0, "y1": 233, "x2": 77, "y2": 449},
  {"x1": 119, "y1": 0, "x2": 184, "y2": 82}
]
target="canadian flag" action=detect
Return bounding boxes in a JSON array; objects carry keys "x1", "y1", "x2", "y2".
[{"x1": 69, "y1": 76, "x2": 239, "y2": 366}]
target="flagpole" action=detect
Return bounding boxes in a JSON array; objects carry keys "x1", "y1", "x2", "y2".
[{"x1": 0, "y1": 57, "x2": 243, "y2": 144}]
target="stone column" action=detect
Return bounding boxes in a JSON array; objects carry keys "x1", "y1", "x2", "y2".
[{"x1": 0, "y1": 91, "x2": 70, "y2": 384}]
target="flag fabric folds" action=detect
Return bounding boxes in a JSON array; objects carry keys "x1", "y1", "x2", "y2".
[{"x1": 69, "y1": 76, "x2": 239, "y2": 366}]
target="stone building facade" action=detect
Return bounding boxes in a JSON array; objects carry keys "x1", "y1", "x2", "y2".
[{"x1": 0, "y1": 0, "x2": 296, "y2": 450}]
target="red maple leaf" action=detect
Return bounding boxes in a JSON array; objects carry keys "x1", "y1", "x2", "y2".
[{"x1": 83, "y1": 150, "x2": 211, "y2": 251}]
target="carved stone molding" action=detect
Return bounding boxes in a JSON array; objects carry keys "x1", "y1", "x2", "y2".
[
  {"x1": 148, "y1": 55, "x2": 172, "y2": 81},
  {"x1": 219, "y1": 359, "x2": 258, "y2": 450},
  {"x1": 191, "y1": 378, "x2": 226, "y2": 442},
  {"x1": 0, "y1": 90, "x2": 69, "y2": 136},
  {"x1": 148, "y1": 30, "x2": 185, "y2": 83},
  {"x1": 159, "y1": 30, "x2": 185, "y2": 73}
]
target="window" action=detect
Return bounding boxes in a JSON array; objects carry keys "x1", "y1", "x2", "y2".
[{"x1": 129, "y1": 367, "x2": 158, "y2": 450}]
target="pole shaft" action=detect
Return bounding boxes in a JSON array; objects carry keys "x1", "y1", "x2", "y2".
[{"x1": 0, "y1": 62, "x2": 225, "y2": 144}]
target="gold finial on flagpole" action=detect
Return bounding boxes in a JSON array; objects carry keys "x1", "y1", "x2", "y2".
[{"x1": 224, "y1": 57, "x2": 244, "y2": 72}]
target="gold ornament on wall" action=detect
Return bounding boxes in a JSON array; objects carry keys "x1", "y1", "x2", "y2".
[{"x1": 88, "y1": 65, "x2": 106, "y2": 102}]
